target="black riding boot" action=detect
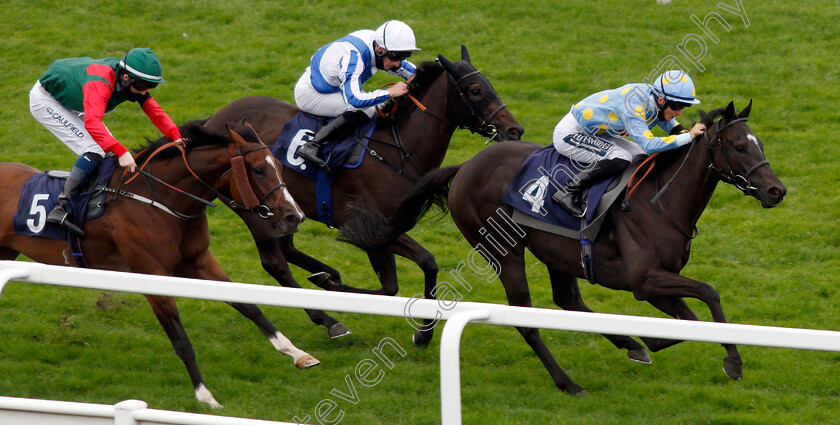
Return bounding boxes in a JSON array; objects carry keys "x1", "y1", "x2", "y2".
[
  {"x1": 47, "y1": 173, "x2": 86, "y2": 237},
  {"x1": 297, "y1": 110, "x2": 369, "y2": 168},
  {"x1": 552, "y1": 158, "x2": 630, "y2": 217}
]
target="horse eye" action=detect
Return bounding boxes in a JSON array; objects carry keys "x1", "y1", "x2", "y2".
[
  {"x1": 735, "y1": 145, "x2": 746, "y2": 153},
  {"x1": 254, "y1": 166, "x2": 265, "y2": 174},
  {"x1": 470, "y1": 87, "x2": 481, "y2": 96}
]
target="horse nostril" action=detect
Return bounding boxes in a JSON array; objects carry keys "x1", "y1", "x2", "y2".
[
  {"x1": 769, "y1": 186, "x2": 786, "y2": 198},
  {"x1": 508, "y1": 126, "x2": 524, "y2": 140},
  {"x1": 286, "y1": 214, "x2": 300, "y2": 224}
]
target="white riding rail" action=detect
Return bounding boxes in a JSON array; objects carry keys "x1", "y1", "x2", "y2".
[{"x1": 2, "y1": 261, "x2": 840, "y2": 425}]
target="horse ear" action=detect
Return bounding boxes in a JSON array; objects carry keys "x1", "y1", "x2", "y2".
[
  {"x1": 460, "y1": 45, "x2": 471, "y2": 63},
  {"x1": 438, "y1": 54, "x2": 456, "y2": 73},
  {"x1": 738, "y1": 99, "x2": 753, "y2": 119},
  {"x1": 225, "y1": 123, "x2": 246, "y2": 148},
  {"x1": 725, "y1": 101, "x2": 736, "y2": 119}
]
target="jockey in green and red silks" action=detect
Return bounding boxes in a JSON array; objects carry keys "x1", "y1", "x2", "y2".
[{"x1": 29, "y1": 47, "x2": 184, "y2": 236}]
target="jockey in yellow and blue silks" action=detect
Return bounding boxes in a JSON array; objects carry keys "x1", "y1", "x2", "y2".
[
  {"x1": 294, "y1": 20, "x2": 420, "y2": 168},
  {"x1": 551, "y1": 70, "x2": 707, "y2": 217}
]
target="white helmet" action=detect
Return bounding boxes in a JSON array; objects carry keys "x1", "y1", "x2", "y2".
[{"x1": 374, "y1": 20, "x2": 420, "y2": 54}]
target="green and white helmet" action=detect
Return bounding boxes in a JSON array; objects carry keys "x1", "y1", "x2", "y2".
[{"x1": 119, "y1": 48, "x2": 165, "y2": 84}]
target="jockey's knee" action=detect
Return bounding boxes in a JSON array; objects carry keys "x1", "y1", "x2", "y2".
[{"x1": 606, "y1": 149, "x2": 633, "y2": 162}]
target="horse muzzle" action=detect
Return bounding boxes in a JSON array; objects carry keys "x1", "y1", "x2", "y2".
[
  {"x1": 757, "y1": 183, "x2": 787, "y2": 208},
  {"x1": 271, "y1": 209, "x2": 304, "y2": 236}
]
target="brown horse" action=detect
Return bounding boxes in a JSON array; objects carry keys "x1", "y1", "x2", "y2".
[
  {"x1": 203, "y1": 46, "x2": 524, "y2": 337},
  {"x1": 0, "y1": 120, "x2": 317, "y2": 407},
  {"x1": 339, "y1": 101, "x2": 787, "y2": 393}
]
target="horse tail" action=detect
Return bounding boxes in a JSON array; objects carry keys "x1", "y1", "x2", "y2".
[{"x1": 338, "y1": 164, "x2": 462, "y2": 251}]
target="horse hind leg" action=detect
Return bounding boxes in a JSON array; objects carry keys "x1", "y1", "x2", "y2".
[
  {"x1": 547, "y1": 268, "x2": 651, "y2": 364},
  {"x1": 501, "y1": 259, "x2": 586, "y2": 394},
  {"x1": 145, "y1": 295, "x2": 222, "y2": 408}
]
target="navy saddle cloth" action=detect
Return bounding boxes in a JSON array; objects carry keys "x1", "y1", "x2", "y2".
[
  {"x1": 272, "y1": 112, "x2": 377, "y2": 181},
  {"x1": 504, "y1": 146, "x2": 615, "y2": 230},
  {"x1": 13, "y1": 157, "x2": 119, "y2": 241}
]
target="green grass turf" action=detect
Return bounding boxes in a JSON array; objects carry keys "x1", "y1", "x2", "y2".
[{"x1": 2, "y1": 0, "x2": 840, "y2": 423}]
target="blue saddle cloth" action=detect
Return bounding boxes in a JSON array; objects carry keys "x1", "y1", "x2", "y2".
[
  {"x1": 272, "y1": 112, "x2": 376, "y2": 180},
  {"x1": 504, "y1": 146, "x2": 614, "y2": 231},
  {"x1": 13, "y1": 157, "x2": 119, "y2": 241},
  {"x1": 272, "y1": 112, "x2": 377, "y2": 226}
]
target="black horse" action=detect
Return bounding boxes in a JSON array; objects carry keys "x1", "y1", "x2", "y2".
[
  {"x1": 339, "y1": 101, "x2": 787, "y2": 393},
  {"x1": 203, "y1": 46, "x2": 524, "y2": 338}
]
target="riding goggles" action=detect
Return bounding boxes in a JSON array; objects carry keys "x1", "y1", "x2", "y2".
[
  {"x1": 385, "y1": 50, "x2": 412, "y2": 61},
  {"x1": 666, "y1": 100, "x2": 691, "y2": 111},
  {"x1": 131, "y1": 78, "x2": 158, "y2": 91}
]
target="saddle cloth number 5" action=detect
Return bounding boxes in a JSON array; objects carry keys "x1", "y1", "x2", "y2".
[{"x1": 26, "y1": 193, "x2": 51, "y2": 234}]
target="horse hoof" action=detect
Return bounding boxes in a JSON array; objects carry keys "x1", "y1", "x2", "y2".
[
  {"x1": 307, "y1": 272, "x2": 333, "y2": 289},
  {"x1": 196, "y1": 384, "x2": 222, "y2": 409},
  {"x1": 723, "y1": 359, "x2": 743, "y2": 381},
  {"x1": 328, "y1": 322, "x2": 351, "y2": 339},
  {"x1": 563, "y1": 385, "x2": 588, "y2": 396},
  {"x1": 296, "y1": 354, "x2": 321, "y2": 370},
  {"x1": 628, "y1": 348, "x2": 652, "y2": 364},
  {"x1": 412, "y1": 330, "x2": 431, "y2": 347}
]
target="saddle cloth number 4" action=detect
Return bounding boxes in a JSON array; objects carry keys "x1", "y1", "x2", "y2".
[{"x1": 521, "y1": 176, "x2": 550, "y2": 215}]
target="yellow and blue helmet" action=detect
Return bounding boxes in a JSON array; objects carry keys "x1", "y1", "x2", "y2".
[{"x1": 654, "y1": 70, "x2": 700, "y2": 106}]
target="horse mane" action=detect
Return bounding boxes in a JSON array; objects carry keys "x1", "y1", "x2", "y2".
[
  {"x1": 698, "y1": 107, "x2": 727, "y2": 127},
  {"x1": 408, "y1": 60, "x2": 445, "y2": 96},
  {"x1": 133, "y1": 119, "x2": 238, "y2": 161},
  {"x1": 637, "y1": 108, "x2": 728, "y2": 173},
  {"x1": 378, "y1": 61, "x2": 445, "y2": 119}
]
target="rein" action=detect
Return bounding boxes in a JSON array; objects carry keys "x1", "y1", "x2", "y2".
[
  {"x1": 363, "y1": 66, "x2": 510, "y2": 182},
  {"x1": 377, "y1": 68, "x2": 509, "y2": 143},
  {"x1": 626, "y1": 115, "x2": 766, "y2": 243},
  {"x1": 114, "y1": 140, "x2": 283, "y2": 220}
]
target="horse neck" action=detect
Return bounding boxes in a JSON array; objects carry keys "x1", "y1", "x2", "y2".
[
  {"x1": 654, "y1": 137, "x2": 719, "y2": 230},
  {"x1": 133, "y1": 146, "x2": 230, "y2": 215},
  {"x1": 396, "y1": 73, "x2": 457, "y2": 172}
]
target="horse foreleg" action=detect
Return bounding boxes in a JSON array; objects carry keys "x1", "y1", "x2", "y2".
[
  {"x1": 280, "y1": 235, "x2": 343, "y2": 283},
  {"x1": 638, "y1": 297, "x2": 698, "y2": 352},
  {"x1": 241, "y1": 215, "x2": 346, "y2": 338},
  {"x1": 635, "y1": 271, "x2": 742, "y2": 380},
  {"x1": 277, "y1": 236, "x2": 349, "y2": 338},
  {"x1": 0, "y1": 246, "x2": 20, "y2": 260},
  {"x1": 177, "y1": 250, "x2": 320, "y2": 370},
  {"x1": 306, "y1": 248, "x2": 401, "y2": 295},
  {"x1": 390, "y1": 234, "x2": 439, "y2": 347},
  {"x1": 144, "y1": 294, "x2": 221, "y2": 408},
  {"x1": 547, "y1": 268, "x2": 650, "y2": 364}
]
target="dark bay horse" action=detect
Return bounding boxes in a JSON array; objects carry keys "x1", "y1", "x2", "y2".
[
  {"x1": 203, "y1": 46, "x2": 524, "y2": 337},
  {"x1": 0, "y1": 121, "x2": 317, "y2": 407},
  {"x1": 339, "y1": 101, "x2": 787, "y2": 393}
]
